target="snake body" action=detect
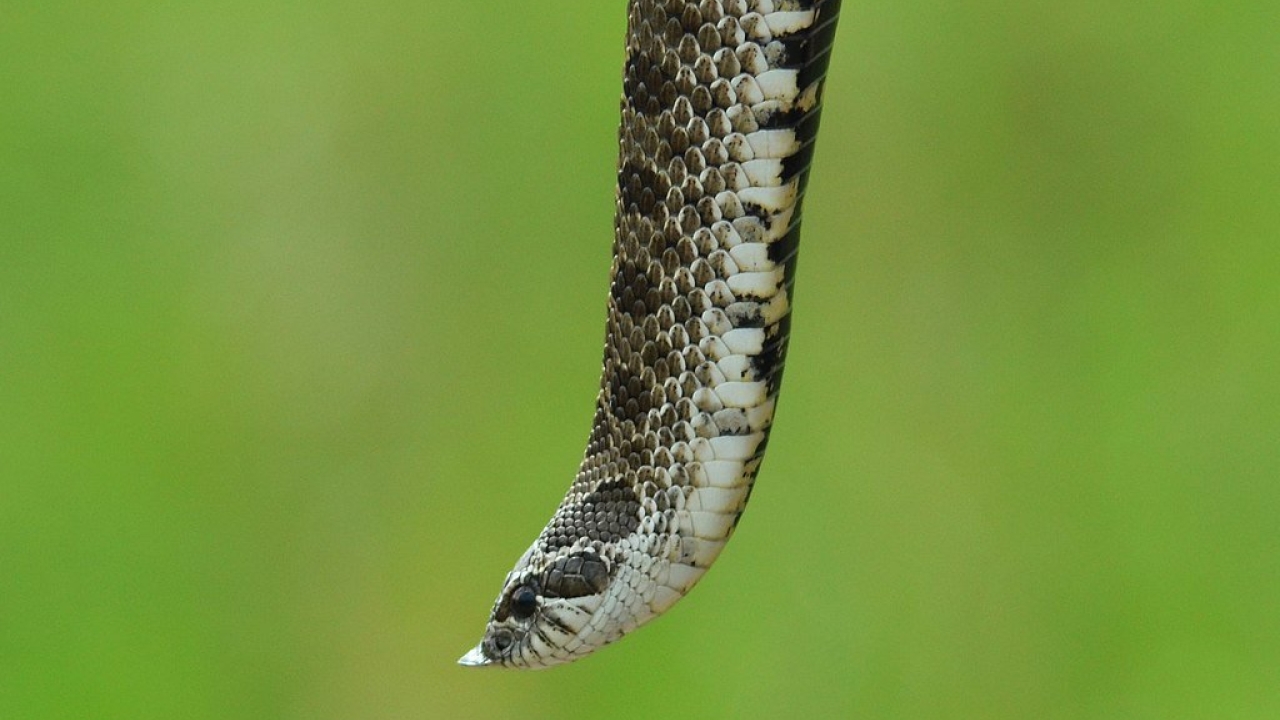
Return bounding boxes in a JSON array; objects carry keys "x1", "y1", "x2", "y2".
[{"x1": 460, "y1": 0, "x2": 841, "y2": 668}]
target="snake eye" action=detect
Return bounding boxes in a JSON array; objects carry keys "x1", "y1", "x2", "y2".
[{"x1": 511, "y1": 585, "x2": 538, "y2": 620}]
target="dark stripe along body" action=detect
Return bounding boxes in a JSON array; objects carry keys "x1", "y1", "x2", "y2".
[{"x1": 461, "y1": 0, "x2": 841, "y2": 668}]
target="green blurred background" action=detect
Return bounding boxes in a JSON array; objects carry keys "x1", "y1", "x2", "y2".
[{"x1": 2, "y1": 2, "x2": 1277, "y2": 718}]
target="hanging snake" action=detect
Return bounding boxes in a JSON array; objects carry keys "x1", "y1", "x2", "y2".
[{"x1": 460, "y1": 0, "x2": 842, "y2": 668}]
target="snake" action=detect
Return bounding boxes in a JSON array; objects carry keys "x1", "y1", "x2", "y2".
[{"x1": 460, "y1": 0, "x2": 842, "y2": 668}]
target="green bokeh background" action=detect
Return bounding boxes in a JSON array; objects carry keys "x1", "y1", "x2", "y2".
[{"x1": 3, "y1": 3, "x2": 1277, "y2": 718}]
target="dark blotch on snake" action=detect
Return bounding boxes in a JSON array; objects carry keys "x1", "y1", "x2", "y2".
[
  {"x1": 540, "y1": 479, "x2": 642, "y2": 552},
  {"x1": 541, "y1": 553, "x2": 611, "y2": 599}
]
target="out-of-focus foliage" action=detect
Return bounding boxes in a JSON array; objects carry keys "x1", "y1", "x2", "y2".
[{"x1": 2, "y1": 3, "x2": 1276, "y2": 719}]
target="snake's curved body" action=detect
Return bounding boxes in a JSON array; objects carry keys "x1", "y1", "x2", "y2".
[{"x1": 461, "y1": 0, "x2": 841, "y2": 668}]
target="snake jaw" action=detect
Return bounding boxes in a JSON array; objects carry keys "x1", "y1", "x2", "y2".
[
  {"x1": 466, "y1": 539, "x2": 727, "y2": 667},
  {"x1": 461, "y1": 599, "x2": 603, "y2": 669}
]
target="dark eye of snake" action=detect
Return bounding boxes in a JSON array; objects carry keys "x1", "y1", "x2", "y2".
[{"x1": 511, "y1": 586, "x2": 538, "y2": 620}]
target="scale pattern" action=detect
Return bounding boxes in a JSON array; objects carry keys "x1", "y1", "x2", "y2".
[{"x1": 461, "y1": 0, "x2": 841, "y2": 669}]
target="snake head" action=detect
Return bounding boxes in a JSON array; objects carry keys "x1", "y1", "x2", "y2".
[{"x1": 459, "y1": 545, "x2": 620, "y2": 668}]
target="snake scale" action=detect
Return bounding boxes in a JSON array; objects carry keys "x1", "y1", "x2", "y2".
[{"x1": 460, "y1": 0, "x2": 841, "y2": 668}]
